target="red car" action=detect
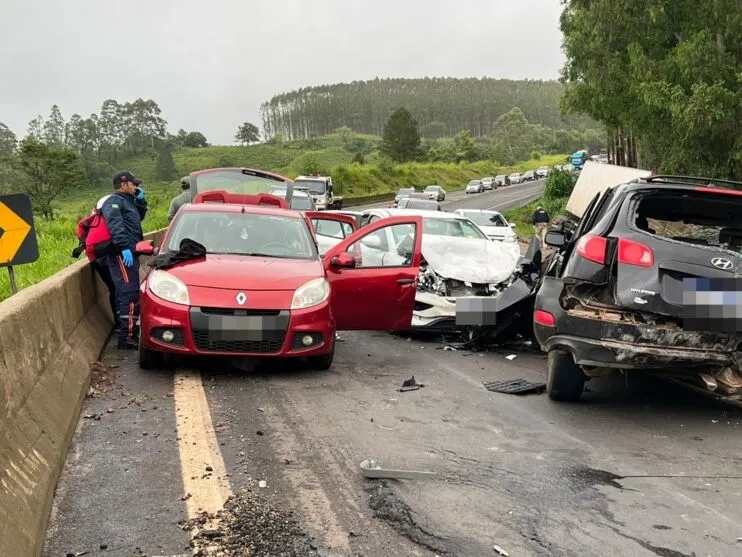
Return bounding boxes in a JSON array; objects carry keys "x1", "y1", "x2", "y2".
[{"x1": 137, "y1": 188, "x2": 423, "y2": 370}]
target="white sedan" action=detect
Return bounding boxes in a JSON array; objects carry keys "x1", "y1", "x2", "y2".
[{"x1": 453, "y1": 209, "x2": 518, "y2": 243}]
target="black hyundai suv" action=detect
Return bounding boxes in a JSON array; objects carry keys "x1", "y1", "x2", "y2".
[{"x1": 533, "y1": 175, "x2": 742, "y2": 402}]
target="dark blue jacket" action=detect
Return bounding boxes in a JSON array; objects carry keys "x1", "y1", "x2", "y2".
[{"x1": 101, "y1": 191, "x2": 148, "y2": 252}]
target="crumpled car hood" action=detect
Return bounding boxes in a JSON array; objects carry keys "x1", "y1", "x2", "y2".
[{"x1": 422, "y1": 235, "x2": 521, "y2": 284}]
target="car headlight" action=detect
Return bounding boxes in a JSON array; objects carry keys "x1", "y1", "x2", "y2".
[
  {"x1": 148, "y1": 270, "x2": 190, "y2": 305},
  {"x1": 291, "y1": 277, "x2": 330, "y2": 310},
  {"x1": 505, "y1": 234, "x2": 518, "y2": 242}
]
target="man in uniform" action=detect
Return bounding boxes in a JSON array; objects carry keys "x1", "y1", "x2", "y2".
[
  {"x1": 532, "y1": 205, "x2": 550, "y2": 245},
  {"x1": 101, "y1": 171, "x2": 148, "y2": 349}
]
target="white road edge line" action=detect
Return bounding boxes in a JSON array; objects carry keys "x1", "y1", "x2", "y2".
[{"x1": 174, "y1": 370, "x2": 233, "y2": 553}]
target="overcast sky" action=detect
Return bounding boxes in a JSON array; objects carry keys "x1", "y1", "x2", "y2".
[{"x1": 1, "y1": 0, "x2": 565, "y2": 145}]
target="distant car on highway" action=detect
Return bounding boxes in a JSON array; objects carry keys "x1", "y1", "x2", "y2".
[
  {"x1": 393, "y1": 187, "x2": 415, "y2": 207},
  {"x1": 481, "y1": 177, "x2": 495, "y2": 190},
  {"x1": 494, "y1": 174, "x2": 510, "y2": 187},
  {"x1": 397, "y1": 197, "x2": 441, "y2": 211},
  {"x1": 509, "y1": 173, "x2": 523, "y2": 184},
  {"x1": 536, "y1": 166, "x2": 550, "y2": 179},
  {"x1": 465, "y1": 180, "x2": 484, "y2": 194},
  {"x1": 522, "y1": 170, "x2": 537, "y2": 182},
  {"x1": 424, "y1": 185, "x2": 446, "y2": 201},
  {"x1": 453, "y1": 209, "x2": 518, "y2": 243},
  {"x1": 137, "y1": 178, "x2": 425, "y2": 371}
]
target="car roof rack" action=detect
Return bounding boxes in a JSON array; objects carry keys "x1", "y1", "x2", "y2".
[
  {"x1": 643, "y1": 175, "x2": 742, "y2": 188},
  {"x1": 192, "y1": 190, "x2": 289, "y2": 209}
]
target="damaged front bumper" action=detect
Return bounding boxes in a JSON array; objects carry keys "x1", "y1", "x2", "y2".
[{"x1": 413, "y1": 275, "x2": 536, "y2": 332}]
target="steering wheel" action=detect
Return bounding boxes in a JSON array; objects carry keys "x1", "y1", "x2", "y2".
[{"x1": 258, "y1": 241, "x2": 297, "y2": 256}]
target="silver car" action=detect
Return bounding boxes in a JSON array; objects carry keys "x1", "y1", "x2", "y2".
[{"x1": 465, "y1": 180, "x2": 484, "y2": 194}]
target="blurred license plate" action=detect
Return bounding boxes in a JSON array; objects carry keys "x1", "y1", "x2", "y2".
[{"x1": 681, "y1": 277, "x2": 742, "y2": 332}]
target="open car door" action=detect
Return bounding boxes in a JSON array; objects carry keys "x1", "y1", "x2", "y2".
[
  {"x1": 323, "y1": 215, "x2": 423, "y2": 331},
  {"x1": 304, "y1": 212, "x2": 359, "y2": 255}
]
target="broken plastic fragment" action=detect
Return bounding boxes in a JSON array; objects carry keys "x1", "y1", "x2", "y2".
[
  {"x1": 505, "y1": 354, "x2": 517, "y2": 361},
  {"x1": 493, "y1": 544, "x2": 509, "y2": 556},
  {"x1": 399, "y1": 376, "x2": 424, "y2": 392},
  {"x1": 360, "y1": 459, "x2": 436, "y2": 480},
  {"x1": 258, "y1": 480, "x2": 267, "y2": 488}
]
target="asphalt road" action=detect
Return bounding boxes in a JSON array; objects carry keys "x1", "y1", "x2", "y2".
[
  {"x1": 354, "y1": 179, "x2": 545, "y2": 213},
  {"x1": 42, "y1": 183, "x2": 742, "y2": 557}
]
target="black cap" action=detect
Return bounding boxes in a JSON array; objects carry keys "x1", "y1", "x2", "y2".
[{"x1": 113, "y1": 170, "x2": 142, "y2": 186}]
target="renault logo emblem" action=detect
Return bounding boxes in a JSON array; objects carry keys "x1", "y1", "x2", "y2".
[
  {"x1": 235, "y1": 292, "x2": 247, "y2": 305},
  {"x1": 711, "y1": 257, "x2": 733, "y2": 270}
]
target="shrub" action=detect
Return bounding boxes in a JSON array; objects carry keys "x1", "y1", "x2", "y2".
[{"x1": 544, "y1": 168, "x2": 577, "y2": 200}]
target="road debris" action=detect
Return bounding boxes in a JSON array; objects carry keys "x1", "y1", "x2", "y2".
[
  {"x1": 360, "y1": 459, "x2": 436, "y2": 480},
  {"x1": 505, "y1": 354, "x2": 517, "y2": 361},
  {"x1": 399, "y1": 376, "x2": 425, "y2": 392},
  {"x1": 82, "y1": 413, "x2": 102, "y2": 421},
  {"x1": 106, "y1": 408, "x2": 114, "y2": 414},
  {"x1": 443, "y1": 345, "x2": 457, "y2": 351},
  {"x1": 493, "y1": 544, "x2": 509, "y2": 556},
  {"x1": 484, "y1": 379, "x2": 545, "y2": 395},
  {"x1": 258, "y1": 480, "x2": 267, "y2": 488},
  {"x1": 180, "y1": 492, "x2": 192, "y2": 501},
  {"x1": 181, "y1": 482, "x2": 318, "y2": 556}
]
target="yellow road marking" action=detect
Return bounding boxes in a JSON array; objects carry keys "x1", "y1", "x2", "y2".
[{"x1": 174, "y1": 371, "x2": 232, "y2": 549}]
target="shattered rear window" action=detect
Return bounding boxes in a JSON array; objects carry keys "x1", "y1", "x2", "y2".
[{"x1": 633, "y1": 191, "x2": 742, "y2": 254}]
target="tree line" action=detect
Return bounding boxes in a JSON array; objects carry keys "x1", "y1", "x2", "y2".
[
  {"x1": 260, "y1": 77, "x2": 600, "y2": 140},
  {"x1": 378, "y1": 106, "x2": 605, "y2": 165},
  {"x1": 560, "y1": 0, "x2": 742, "y2": 179},
  {"x1": 0, "y1": 99, "x2": 221, "y2": 219}
]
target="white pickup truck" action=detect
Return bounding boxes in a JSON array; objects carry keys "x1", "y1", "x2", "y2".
[{"x1": 293, "y1": 175, "x2": 343, "y2": 210}]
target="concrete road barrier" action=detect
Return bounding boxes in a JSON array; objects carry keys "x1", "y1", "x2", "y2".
[{"x1": 0, "y1": 230, "x2": 162, "y2": 557}]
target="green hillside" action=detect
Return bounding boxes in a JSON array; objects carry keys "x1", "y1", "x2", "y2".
[{"x1": 1, "y1": 138, "x2": 567, "y2": 302}]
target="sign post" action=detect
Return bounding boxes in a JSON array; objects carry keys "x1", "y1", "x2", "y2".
[{"x1": 0, "y1": 193, "x2": 39, "y2": 295}]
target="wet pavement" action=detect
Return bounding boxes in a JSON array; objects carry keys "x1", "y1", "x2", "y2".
[{"x1": 44, "y1": 332, "x2": 742, "y2": 557}]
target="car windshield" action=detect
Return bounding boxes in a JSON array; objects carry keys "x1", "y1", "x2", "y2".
[
  {"x1": 192, "y1": 169, "x2": 289, "y2": 196},
  {"x1": 495, "y1": 175, "x2": 506, "y2": 180},
  {"x1": 510, "y1": 174, "x2": 520, "y2": 178},
  {"x1": 468, "y1": 181, "x2": 481, "y2": 185},
  {"x1": 294, "y1": 179, "x2": 326, "y2": 195},
  {"x1": 422, "y1": 218, "x2": 487, "y2": 239},
  {"x1": 166, "y1": 211, "x2": 317, "y2": 259},
  {"x1": 461, "y1": 212, "x2": 507, "y2": 227},
  {"x1": 401, "y1": 199, "x2": 439, "y2": 210},
  {"x1": 270, "y1": 188, "x2": 314, "y2": 210},
  {"x1": 425, "y1": 186, "x2": 439, "y2": 192}
]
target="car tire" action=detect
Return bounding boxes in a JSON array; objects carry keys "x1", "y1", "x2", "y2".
[
  {"x1": 546, "y1": 349, "x2": 586, "y2": 402},
  {"x1": 139, "y1": 343, "x2": 164, "y2": 370},
  {"x1": 307, "y1": 342, "x2": 335, "y2": 370}
]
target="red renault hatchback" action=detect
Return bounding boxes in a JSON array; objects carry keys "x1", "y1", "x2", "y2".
[{"x1": 137, "y1": 188, "x2": 423, "y2": 370}]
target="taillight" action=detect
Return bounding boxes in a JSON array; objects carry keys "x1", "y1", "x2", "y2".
[
  {"x1": 575, "y1": 234, "x2": 608, "y2": 264},
  {"x1": 618, "y1": 238, "x2": 654, "y2": 267},
  {"x1": 534, "y1": 310, "x2": 555, "y2": 326}
]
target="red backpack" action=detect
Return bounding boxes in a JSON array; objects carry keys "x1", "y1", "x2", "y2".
[{"x1": 73, "y1": 209, "x2": 114, "y2": 261}]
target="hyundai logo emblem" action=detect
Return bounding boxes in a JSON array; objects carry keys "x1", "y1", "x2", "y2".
[
  {"x1": 711, "y1": 257, "x2": 733, "y2": 270},
  {"x1": 235, "y1": 292, "x2": 247, "y2": 305}
]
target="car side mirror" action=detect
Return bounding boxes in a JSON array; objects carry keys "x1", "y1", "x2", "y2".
[
  {"x1": 135, "y1": 240, "x2": 155, "y2": 256},
  {"x1": 330, "y1": 253, "x2": 356, "y2": 268},
  {"x1": 545, "y1": 230, "x2": 566, "y2": 247},
  {"x1": 509, "y1": 222, "x2": 516, "y2": 228},
  {"x1": 360, "y1": 235, "x2": 382, "y2": 249}
]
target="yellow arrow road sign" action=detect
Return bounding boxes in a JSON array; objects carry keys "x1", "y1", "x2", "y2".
[{"x1": 0, "y1": 200, "x2": 32, "y2": 264}]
